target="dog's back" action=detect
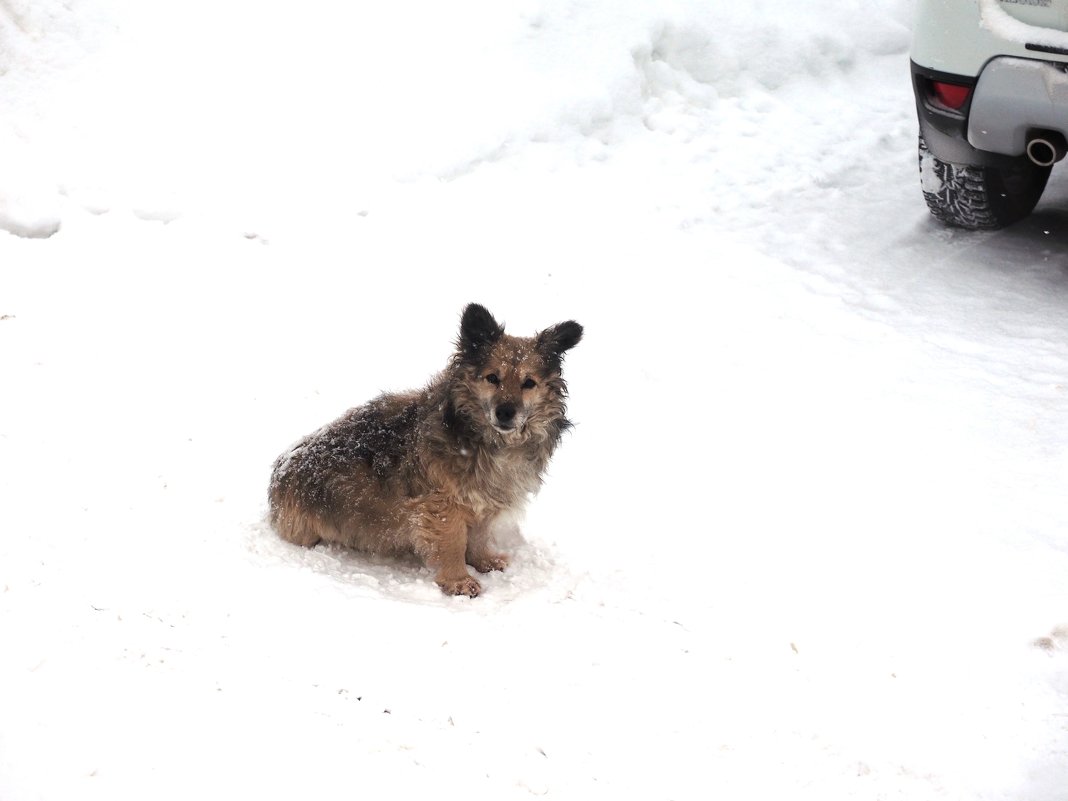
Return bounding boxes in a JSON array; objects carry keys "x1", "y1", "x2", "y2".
[{"x1": 269, "y1": 391, "x2": 423, "y2": 554}]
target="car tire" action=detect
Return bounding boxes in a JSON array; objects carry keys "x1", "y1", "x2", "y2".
[{"x1": 918, "y1": 134, "x2": 1051, "y2": 230}]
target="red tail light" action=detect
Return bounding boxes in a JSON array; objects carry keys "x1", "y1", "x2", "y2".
[{"x1": 931, "y1": 81, "x2": 971, "y2": 110}]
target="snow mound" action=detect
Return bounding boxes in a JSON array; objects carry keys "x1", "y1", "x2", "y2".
[
  {"x1": 0, "y1": 0, "x2": 117, "y2": 237},
  {"x1": 0, "y1": 0, "x2": 100, "y2": 83},
  {"x1": 0, "y1": 145, "x2": 61, "y2": 238},
  {"x1": 0, "y1": 0, "x2": 912, "y2": 233},
  {"x1": 0, "y1": 194, "x2": 60, "y2": 239}
]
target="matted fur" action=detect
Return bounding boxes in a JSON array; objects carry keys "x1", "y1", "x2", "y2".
[{"x1": 268, "y1": 303, "x2": 582, "y2": 596}]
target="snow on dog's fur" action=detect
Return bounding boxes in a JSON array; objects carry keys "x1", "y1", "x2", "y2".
[{"x1": 268, "y1": 303, "x2": 582, "y2": 596}]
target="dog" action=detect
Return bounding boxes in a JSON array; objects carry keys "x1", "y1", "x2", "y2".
[{"x1": 268, "y1": 303, "x2": 582, "y2": 596}]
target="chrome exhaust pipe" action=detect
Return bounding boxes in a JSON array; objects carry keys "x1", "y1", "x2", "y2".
[{"x1": 1026, "y1": 131, "x2": 1067, "y2": 167}]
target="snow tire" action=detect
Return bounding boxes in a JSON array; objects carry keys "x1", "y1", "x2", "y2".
[{"x1": 918, "y1": 135, "x2": 1050, "y2": 230}]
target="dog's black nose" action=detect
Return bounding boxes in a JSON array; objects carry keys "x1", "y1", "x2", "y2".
[{"x1": 495, "y1": 403, "x2": 517, "y2": 426}]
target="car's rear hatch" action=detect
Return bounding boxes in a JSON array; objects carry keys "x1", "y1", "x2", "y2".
[
  {"x1": 982, "y1": 0, "x2": 1068, "y2": 53},
  {"x1": 913, "y1": 0, "x2": 1068, "y2": 79},
  {"x1": 995, "y1": 0, "x2": 1068, "y2": 31}
]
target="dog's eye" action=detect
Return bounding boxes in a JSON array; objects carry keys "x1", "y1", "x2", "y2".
[
  {"x1": 521, "y1": 378, "x2": 537, "y2": 390},
  {"x1": 485, "y1": 373, "x2": 500, "y2": 386}
]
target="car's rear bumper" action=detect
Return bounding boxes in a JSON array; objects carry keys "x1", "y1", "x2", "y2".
[
  {"x1": 911, "y1": 56, "x2": 1068, "y2": 167},
  {"x1": 968, "y1": 56, "x2": 1068, "y2": 157}
]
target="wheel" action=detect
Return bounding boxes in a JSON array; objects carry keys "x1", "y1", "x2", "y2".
[{"x1": 918, "y1": 134, "x2": 1051, "y2": 230}]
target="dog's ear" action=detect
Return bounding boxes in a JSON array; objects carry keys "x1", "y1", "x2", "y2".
[
  {"x1": 457, "y1": 303, "x2": 504, "y2": 363},
  {"x1": 536, "y1": 320, "x2": 583, "y2": 371}
]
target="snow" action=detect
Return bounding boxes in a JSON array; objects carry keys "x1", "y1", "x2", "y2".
[
  {"x1": 919, "y1": 146, "x2": 944, "y2": 194},
  {"x1": 2, "y1": 0, "x2": 1068, "y2": 799}
]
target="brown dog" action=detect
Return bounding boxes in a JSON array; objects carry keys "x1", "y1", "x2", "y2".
[{"x1": 268, "y1": 303, "x2": 582, "y2": 596}]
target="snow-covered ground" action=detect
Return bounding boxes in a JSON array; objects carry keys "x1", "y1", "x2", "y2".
[{"x1": 3, "y1": 1, "x2": 1068, "y2": 798}]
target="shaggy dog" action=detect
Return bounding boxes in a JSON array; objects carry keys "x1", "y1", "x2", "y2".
[{"x1": 268, "y1": 303, "x2": 582, "y2": 596}]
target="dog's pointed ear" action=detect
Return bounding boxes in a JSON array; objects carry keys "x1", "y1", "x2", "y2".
[
  {"x1": 536, "y1": 320, "x2": 583, "y2": 371},
  {"x1": 457, "y1": 303, "x2": 504, "y2": 363}
]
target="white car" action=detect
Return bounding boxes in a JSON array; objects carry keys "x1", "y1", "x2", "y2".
[{"x1": 912, "y1": 0, "x2": 1068, "y2": 228}]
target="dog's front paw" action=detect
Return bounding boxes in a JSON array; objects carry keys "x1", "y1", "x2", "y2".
[
  {"x1": 469, "y1": 553, "x2": 510, "y2": 573},
  {"x1": 438, "y1": 575, "x2": 482, "y2": 597}
]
